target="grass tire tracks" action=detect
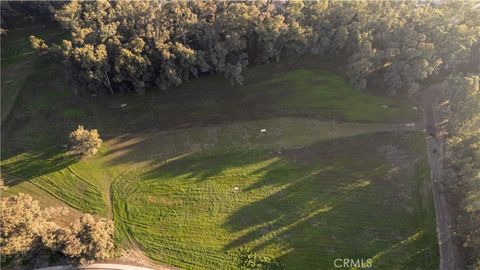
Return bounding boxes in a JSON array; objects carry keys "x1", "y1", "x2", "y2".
[
  {"x1": 110, "y1": 169, "x2": 150, "y2": 248},
  {"x1": 66, "y1": 166, "x2": 102, "y2": 188},
  {"x1": 32, "y1": 171, "x2": 105, "y2": 214}
]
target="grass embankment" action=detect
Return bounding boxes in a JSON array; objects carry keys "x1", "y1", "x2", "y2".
[{"x1": 1, "y1": 18, "x2": 436, "y2": 270}]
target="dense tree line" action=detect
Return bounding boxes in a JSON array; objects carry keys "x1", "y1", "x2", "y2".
[
  {"x1": 444, "y1": 74, "x2": 480, "y2": 268},
  {"x1": 31, "y1": 0, "x2": 479, "y2": 95}
]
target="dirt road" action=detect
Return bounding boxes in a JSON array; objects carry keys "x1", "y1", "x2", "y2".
[
  {"x1": 34, "y1": 263, "x2": 178, "y2": 270},
  {"x1": 419, "y1": 82, "x2": 462, "y2": 270}
]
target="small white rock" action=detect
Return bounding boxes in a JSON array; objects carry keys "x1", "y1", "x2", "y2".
[
  {"x1": 260, "y1": 129, "x2": 267, "y2": 133},
  {"x1": 120, "y1": 103, "x2": 127, "y2": 108},
  {"x1": 381, "y1": 105, "x2": 389, "y2": 109},
  {"x1": 233, "y1": 187, "x2": 240, "y2": 191},
  {"x1": 412, "y1": 106, "x2": 418, "y2": 110},
  {"x1": 405, "y1": 123, "x2": 415, "y2": 127}
]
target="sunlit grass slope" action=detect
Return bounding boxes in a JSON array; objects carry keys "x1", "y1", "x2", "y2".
[{"x1": 110, "y1": 132, "x2": 437, "y2": 270}]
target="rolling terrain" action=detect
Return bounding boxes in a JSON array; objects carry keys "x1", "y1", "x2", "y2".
[{"x1": 1, "y1": 19, "x2": 438, "y2": 269}]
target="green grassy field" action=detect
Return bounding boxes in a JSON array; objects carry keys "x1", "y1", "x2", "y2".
[
  {"x1": 1, "y1": 19, "x2": 437, "y2": 270},
  {"x1": 108, "y1": 132, "x2": 437, "y2": 270}
]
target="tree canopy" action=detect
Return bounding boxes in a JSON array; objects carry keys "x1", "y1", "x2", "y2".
[
  {"x1": 445, "y1": 74, "x2": 480, "y2": 267},
  {"x1": 34, "y1": 0, "x2": 479, "y2": 95},
  {"x1": 69, "y1": 125, "x2": 102, "y2": 157},
  {"x1": 1, "y1": 193, "x2": 114, "y2": 265}
]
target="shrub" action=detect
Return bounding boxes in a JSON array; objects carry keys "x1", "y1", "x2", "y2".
[
  {"x1": 238, "y1": 247, "x2": 285, "y2": 270},
  {"x1": 69, "y1": 125, "x2": 102, "y2": 157},
  {"x1": 29, "y1": 35, "x2": 48, "y2": 54}
]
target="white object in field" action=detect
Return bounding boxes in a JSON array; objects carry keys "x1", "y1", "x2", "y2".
[
  {"x1": 233, "y1": 187, "x2": 240, "y2": 191},
  {"x1": 381, "y1": 105, "x2": 389, "y2": 109},
  {"x1": 260, "y1": 129, "x2": 267, "y2": 133},
  {"x1": 412, "y1": 106, "x2": 418, "y2": 110},
  {"x1": 120, "y1": 103, "x2": 127, "y2": 108},
  {"x1": 406, "y1": 123, "x2": 415, "y2": 127},
  {"x1": 438, "y1": 119, "x2": 449, "y2": 126}
]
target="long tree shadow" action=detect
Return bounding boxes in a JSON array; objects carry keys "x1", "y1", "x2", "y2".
[
  {"x1": 140, "y1": 148, "x2": 276, "y2": 183},
  {"x1": 106, "y1": 131, "x2": 437, "y2": 269},
  {"x1": 223, "y1": 157, "x2": 387, "y2": 250},
  {"x1": 222, "y1": 132, "x2": 438, "y2": 269},
  {"x1": 1, "y1": 147, "x2": 78, "y2": 186}
]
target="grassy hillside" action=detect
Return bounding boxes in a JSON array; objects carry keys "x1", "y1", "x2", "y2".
[
  {"x1": 1, "y1": 18, "x2": 437, "y2": 270},
  {"x1": 109, "y1": 132, "x2": 437, "y2": 269}
]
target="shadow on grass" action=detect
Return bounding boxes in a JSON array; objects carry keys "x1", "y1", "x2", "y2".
[
  {"x1": 142, "y1": 150, "x2": 275, "y2": 182},
  {"x1": 87, "y1": 59, "x2": 339, "y2": 134},
  {"x1": 108, "y1": 132, "x2": 438, "y2": 269},
  {"x1": 219, "y1": 133, "x2": 438, "y2": 269},
  {"x1": 1, "y1": 147, "x2": 78, "y2": 185},
  {"x1": 222, "y1": 149, "x2": 387, "y2": 251}
]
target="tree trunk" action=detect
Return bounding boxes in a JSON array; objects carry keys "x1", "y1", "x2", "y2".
[{"x1": 103, "y1": 71, "x2": 114, "y2": 94}]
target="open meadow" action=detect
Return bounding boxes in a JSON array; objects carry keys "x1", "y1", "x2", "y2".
[{"x1": 1, "y1": 19, "x2": 438, "y2": 270}]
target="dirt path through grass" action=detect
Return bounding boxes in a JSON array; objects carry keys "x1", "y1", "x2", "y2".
[{"x1": 419, "y1": 82, "x2": 462, "y2": 270}]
